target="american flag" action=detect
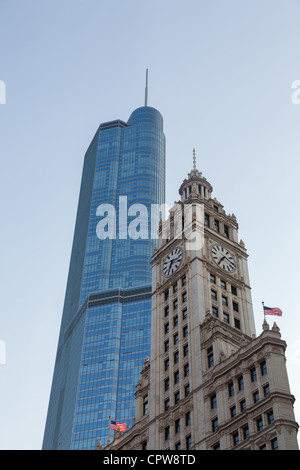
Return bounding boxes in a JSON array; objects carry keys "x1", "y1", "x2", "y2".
[
  {"x1": 110, "y1": 420, "x2": 126, "y2": 432},
  {"x1": 264, "y1": 306, "x2": 282, "y2": 317}
]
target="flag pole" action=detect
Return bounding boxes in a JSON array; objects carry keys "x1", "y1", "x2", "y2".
[
  {"x1": 108, "y1": 415, "x2": 111, "y2": 444},
  {"x1": 262, "y1": 301, "x2": 265, "y2": 320}
]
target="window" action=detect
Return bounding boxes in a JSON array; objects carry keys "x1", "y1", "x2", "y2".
[
  {"x1": 174, "y1": 333, "x2": 179, "y2": 345},
  {"x1": 185, "y1": 384, "x2": 190, "y2": 397},
  {"x1": 232, "y1": 431, "x2": 239, "y2": 446},
  {"x1": 259, "y1": 444, "x2": 267, "y2": 450},
  {"x1": 256, "y1": 416, "x2": 263, "y2": 432},
  {"x1": 173, "y1": 299, "x2": 178, "y2": 310},
  {"x1": 260, "y1": 360, "x2": 267, "y2": 376},
  {"x1": 223, "y1": 312, "x2": 229, "y2": 323},
  {"x1": 232, "y1": 301, "x2": 239, "y2": 312},
  {"x1": 182, "y1": 276, "x2": 187, "y2": 287},
  {"x1": 175, "y1": 442, "x2": 181, "y2": 450},
  {"x1": 164, "y1": 322, "x2": 169, "y2": 334},
  {"x1": 243, "y1": 425, "x2": 249, "y2": 440},
  {"x1": 207, "y1": 346, "x2": 214, "y2": 368},
  {"x1": 267, "y1": 409, "x2": 274, "y2": 425},
  {"x1": 174, "y1": 391, "x2": 180, "y2": 404},
  {"x1": 164, "y1": 290, "x2": 169, "y2": 301},
  {"x1": 164, "y1": 398, "x2": 170, "y2": 411},
  {"x1": 250, "y1": 367, "x2": 257, "y2": 382},
  {"x1": 253, "y1": 391, "x2": 260, "y2": 403},
  {"x1": 173, "y1": 283, "x2": 178, "y2": 293},
  {"x1": 174, "y1": 351, "x2": 179, "y2": 364},
  {"x1": 164, "y1": 358, "x2": 169, "y2": 371},
  {"x1": 238, "y1": 375, "x2": 244, "y2": 391},
  {"x1": 182, "y1": 291, "x2": 187, "y2": 303},
  {"x1": 164, "y1": 306, "x2": 169, "y2": 317},
  {"x1": 164, "y1": 426, "x2": 170, "y2": 441},
  {"x1": 164, "y1": 340, "x2": 169, "y2": 352},
  {"x1": 234, "y1": 318, "x2": 240, "y2": 329},
  {"x1": 184, "y1": 363, "x2": 189, "y2": 377},
  {"x1": 183, "y1": 325, "x2": 188, "y2": 337},
  {"x1": 228, "y1": 382, "x2": 234, "y2": 397},
  {"x1": 211, "y1": 290, "x2": 217, "y2": 301},
  {"x1": 212, "y1": 306, "x2": 218, "y2": 318},
  {"x1": 205, "y1": 213, "x2": 210, "y2": 227},
  {"x1": 271, "y1": 438, "x2": 278, "y2": 450},
  {"x1": 213, "y1": 442, "x2": 220, "y2": 450},
  {"x1": 263, "y1": 384, "x2": 270, "y2": 397},
  {"x1": 230, "y1": 405, "x2": 236, "y2": 418},
  {"x1": 186, "y1": 435, "x2": 192, "y2": 450},
  {"x1": 214, "y1": 219, "x2": 219, "y2": 232},
  {"x1": 210, "y1": 274, "x2": 216, "y2": 284},
  {"x1": 173, "y1": 315, "x2": 178, "y2": 327},
  {"x1": 212, "y1": 417, "x2": 218, "y2": 432},
  {"x1": 183, "y1": 344, "x2": 189, "y2": 357},
  {"x1": 175, "y1": 419, "x2": 180, "y2": 433},
  {"x1": 143, "y1": 395, "x2": 148, "y2": 415},
  {"x1": 220, "y1": 280, "x2": 226, "y2": 289},
  {"x1": 164, "y1": 378, "x2": 170, "y2": 391},
  {"x1": 213, "y1": 204, "x2": 219, "y2": 212},
  {"x1": 185, "y1": 411, "x2": 191, "y2": 426},
  {"x1": 224, "y1": 225, "x2": 229, "y2": 238},
  {"x1": 231, "y1": 285, "x2": 237, "y2": 295},
  {"x1": 174, "y1": 370, "x2": 180, "y2": 384},
  {"x1": 240, "y1": 399, "x2": 246, "y2": 412},
  {"x1": 142, "y1": 441, "x2": 147, "y2": 450},
  {"x1": 210, "y1": 394, "x2": 217, "y2": 409},
  {"x1": 222, "y1": 295, "x2": 228, "y2": 306},
  {"x1": 182, "y1": 308, "x2": 188, "y2": 320}
]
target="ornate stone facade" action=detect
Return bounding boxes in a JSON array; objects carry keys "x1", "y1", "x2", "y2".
[{"x1": 101, "y1": 157, "x2": 299, "y2": 451}]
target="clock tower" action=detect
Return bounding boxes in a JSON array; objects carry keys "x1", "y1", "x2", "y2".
[{"x1": 103, "y1": 152, "x2": 299, "y2": 451}]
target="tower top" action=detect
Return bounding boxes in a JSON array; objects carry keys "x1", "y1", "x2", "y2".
[{"x1": 178, "y1": 148, "x2": 213, "y2": 201}]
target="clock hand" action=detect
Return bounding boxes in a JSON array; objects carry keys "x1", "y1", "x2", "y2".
[{"x1": 218, "y1": 256, "x2": 225, "y2": 265}]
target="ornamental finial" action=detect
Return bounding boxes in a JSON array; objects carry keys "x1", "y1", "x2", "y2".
[{"x1": 193, "y1": 148, "x2": 196, "y2": 171}]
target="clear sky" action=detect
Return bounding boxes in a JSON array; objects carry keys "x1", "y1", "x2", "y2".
[{"x1": 0, "y1": 0, "x2": 300, "y2": 450}]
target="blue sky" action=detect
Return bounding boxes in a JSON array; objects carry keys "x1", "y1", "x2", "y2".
[{"x1": 0, "y1": 0, "x2": 300, "y2": 449}]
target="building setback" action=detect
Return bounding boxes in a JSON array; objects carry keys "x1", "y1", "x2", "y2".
[
  {"x1": 43, "y1": 97, "x2": 166, "y2": 449},
  {"x1": 102, "y1": 159, "x2": 299, "y2": 450}
]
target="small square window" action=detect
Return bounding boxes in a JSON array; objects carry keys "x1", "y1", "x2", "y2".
[
  {"x1": 223, "y1": 312, "x2": 229, "y2": 323},
  {"x1": 260, "y1": 361, "x2": 267, "y2": 376},
  {"x1": 222, "y1": 296, "x2": 228, "y2": 306},
  {"x1": 240, "y1": 399, "x2": 246, "y2": 412},
  {"x1": 212, "y1": 417, "x2": 218, "y2": 432},
  {"x1": 231, "y1": 285, "x2": 237, "y2": 296},
  {"x1": 174, "y1": 391, "x2": 180, "y2": 404},
  {"x1": 212, "y1": 306, "x2": 218, "y2": 318},
  {"x1": 210, "y1": 394, "x2": 217, "y2": 409},
  {"x1": 211, "y1": 290, "x2": 217, "y2": 301},
  {"x1": 263, "y1": 384, "x2": 270, "y2": 397},
  {"x1": 250, "y1": 367, "x2": 257, "y2": 382}
]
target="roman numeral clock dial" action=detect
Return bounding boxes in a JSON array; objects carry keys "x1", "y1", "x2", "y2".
[
  {"x1": 163, "y1": 247, "x2": 183, "y2": 277},
  {"x1": 211, "y1": 244, "x2": 235, "y2": 272}
]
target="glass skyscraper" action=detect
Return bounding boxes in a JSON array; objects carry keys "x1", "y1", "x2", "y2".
[{"x1": 42, "y1": 102, "x2": 166, "y2": 450}]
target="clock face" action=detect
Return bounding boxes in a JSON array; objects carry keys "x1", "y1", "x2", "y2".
[
  {"x1": 163, "y1": 247, "x2": 183, "y2": 277},
  {"x1": 211, "y1": 244, "x2": 235, "y2": 272}
]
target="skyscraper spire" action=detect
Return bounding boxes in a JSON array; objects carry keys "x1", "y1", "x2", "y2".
[
  {"x1": 145, "y1": 69, "x2": 148, "y2": 106},
  {"x1": 193, "y1": 148, "x2": 197, "y2": 171}
]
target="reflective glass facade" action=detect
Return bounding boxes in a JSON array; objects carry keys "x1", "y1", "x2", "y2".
[{"x1": 43, "y1": 106, "x2": 165, "y2": 450}]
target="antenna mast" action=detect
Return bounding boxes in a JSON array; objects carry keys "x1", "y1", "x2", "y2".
[{"x1": 144, "y1": 69, "x2": 148, "y2": 106}]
